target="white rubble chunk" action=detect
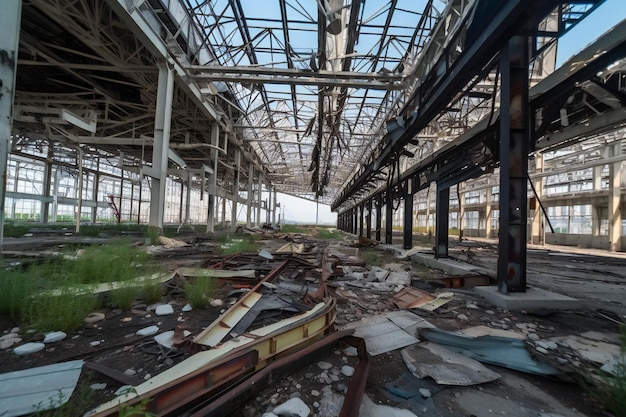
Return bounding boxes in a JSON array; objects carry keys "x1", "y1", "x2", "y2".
[
  {"x1": 341, "y1": 365, "x2": 355, "y2": 377},
  {"x1": 43, "y1": 331, "x2": 67, "y2": 343},
  {"x1": 136, "y1": 325, "x2": 159, "y2": 336},
  {"x1": 14, "y1": 342, "x2": 45, "y2": 355},
  {"x1": 155, "y1": 304, "x2": 174, "y2": 316},
  {"x1": 273, "y1": 397, "x2": 310, "y2": 417},
  {"x1": 317, "y1": 361, "x2": 333, "y2": 370},
  {"x1": 182, "y1": 303, "x2": 193, "y2": 312}
]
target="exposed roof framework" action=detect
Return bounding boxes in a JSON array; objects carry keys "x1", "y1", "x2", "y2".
[
  {"x1": 11, "y1": 0, "x2": 614, "y2": 211},
  {"x1": 184, "y1": 0, "x2": 447, "y2": 202}
]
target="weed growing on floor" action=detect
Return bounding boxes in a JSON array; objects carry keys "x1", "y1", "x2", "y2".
[
  {"x1": 145, "y1": 226, "x2": 161, "y2": 245},
  {"x1": 2, "y1": 222, "x2": 32, "y2": 237},
  {"x1": 280, "y1": 224, "x2": 307, "y2": 234},
  {"x1": 140, "y1": 282, "x2": 164, "y2": 304},
  {"x1": 25, "y1": 285, "x2": 100, "y2": 333},
  {"x1": 185, "y1": 277, "x2": 216, "y2": 309},
  {"x1": 0, "y1": 242, "x2": 161, "y2": 332},
  {"x1": 215, "y1": 236, "x2": 261, "y2": 255},
  {"x1": 359, "y1": 248, "x2": 387, "y2": 266},
  {"x1": 316, "y1": 227, "x2": 341, "y2": 239},
  {"x1": 109, "y1": 286, "x2": 138, "y2": 311},
  {"x1": 603, "y1": 326, "x2": 626, "y2": 416},
  {"x1": 33, "y1": 374, "x2": 97, "y2": 417}
]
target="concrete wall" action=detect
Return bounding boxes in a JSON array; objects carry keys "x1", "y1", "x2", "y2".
[{"x1": 545, "y1": 233, "x2": 614, "y2": 250}]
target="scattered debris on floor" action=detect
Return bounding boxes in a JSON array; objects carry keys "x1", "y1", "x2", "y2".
[{"x1": 1, "y1": 230, "x2": 624, "y2": 417}]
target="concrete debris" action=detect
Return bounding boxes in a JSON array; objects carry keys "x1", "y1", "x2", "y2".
[
  {"x1": 43, "y1": 331, "x2": 67, "y2": 343},
  {"x1": 182, "y1": 303, "x2": 193, "y2": 312},
  {"x1": 341, "y1": 365, "x2": 354, "y2": 376},
  {"x1": 136, "y1": 325, "x2": 159, "y2": 336},
  {"x1": 258, "y1": 249, "x2": 274, "y2": 259},
  {"x1": 14, "y1": 342, "x2": 45, "y2": 356},
  {"x1": 272, "y1": 396, "x2": 310, "y2": 417},
  {"x1": 158, "y1": 236, "x2": 187, "y2": 248},
  {"x1": 549, "y1": 334, "x2": 621, "y2": 366},
  {"x1": 155, "y1": 304, "x2": 174, "y2": 316},
  {"x1": 401, "y1": 342, "x2": 501, "y2": 386},
  {"x1": 0, "y1": 360, "x2": 83, "y2": 417},
  {"x1": 359, "y1": 394, "x2": 418, "y2": 417},
  {"x1": 420, "y1": 328, "x2": 559, "y2": 376},
  {"x1": 84, "y1": 312, "x2": 105, "y2": 323},
  {"x1": 0, "y1": 334, "x2": 22, "y2": 350},
  {"x1": 90, "y1": 383, "x2": 107, "y2": 390}
]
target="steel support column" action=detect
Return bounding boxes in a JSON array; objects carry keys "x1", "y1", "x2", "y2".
[
  {"x1": 609, "y1": 143, "x2": 624, "y2": 252},
  {"x1": 149, "y1": 63, "x2": 174, "y2": 230},
  {"x1": 246, "y1": 164, "x2": 253, "y2": 228},
  {"x1": 497, "y1": 36, "x2": 530, "y2": 293},
  {"x1": 435, "y1": 185, "x2": 449, "y2": 258},
  {"x1": 366, "y1": 199, "x2": 373, "y2": 239},
  {"x1": 403, "y1": 183, "x2": 413, "y2": 249},
  {"x1": 75, "y1": 147, "x2": 83, "y2": 233},
  {"x1": 358, "y1": 204, "x2": 364, "y2": 237},
  {"x1": 385, "y1": 193, "x2": 393, "y2": 244},
  {"x1": 256, "y1": 175, "x2": 262, "y2": 228},
  {"x1": 0, "y1": 0, "x2": 22, "y2": 251},
  {"x1": 353, "y1": 208, "x2": 358, "y2": 235},
  {"x1": 207, "y1": 124, "x2": 219, "y2": 233},
  {"x1": 231, "y1": 149, "x2": 240, "y2": 232},
  {"x1": 272, "y1": 187, "x2": 277, "y2": 227},
  {"x1": 375, "y1": 195, "x2": 382, "y2": 241},
  {"x1": 42, "y1": 145, "x2": 53, "y2": 224}
]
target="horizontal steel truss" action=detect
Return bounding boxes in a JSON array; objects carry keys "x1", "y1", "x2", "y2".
[
  {"x1": 336, "y1": 19, "x2": 626, "y2": 216},
  {"x1": 188, "y1": 66, "x2": 405, "y2": 90}
]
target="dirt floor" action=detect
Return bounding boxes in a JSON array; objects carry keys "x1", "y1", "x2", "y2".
[{"x1": 1, "y1": 229, "x2": 624, "y2": 417}]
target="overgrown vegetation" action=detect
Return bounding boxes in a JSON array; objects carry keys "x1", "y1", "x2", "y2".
[
  {"x1": 185, "y1": 277, "x2": 217, "y2": 309},
  {"x1": 214, "y1": 235, "x2": 261, "y2": 255},
  {"x1": 316, "y1": 227, "x2": 341, "y2": 239},
  {"x1": 592, "y1": 326, "x2": 626, "y2": 417},
  {"x1": 359, "y1": 248, "x2": 387, "y2": 266},
  {"x1": 2, "y1": 221, "x2": 32, "y2": 238},
  {"x1": 280, "y1": 224, "x2": 307, "y2": 234},
  {"x1": 0, "y1": 242, "x2": 162, "y2": 332},
  {"x1": 33, "y1": 374, "x2": 97, "y2": 417}
]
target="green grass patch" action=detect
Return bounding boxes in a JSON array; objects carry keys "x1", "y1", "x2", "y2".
[
  {"x1": 280, "y1": 224, "x2": 308, "y2": 234},
  {"x1": 590, "y1": 326, "x2": 626, "y2": 416},
  {"x1": 359, "y1": 248, "x2": 387, "y2": 266},
  {"x1": 109, "y1": 286, "x2": 138, "y2": 311},
  {"x1": 0, "y1": 242, "x2": 161, "y2": 332},
  {"x1": 3, "y1": 222, "x2": 32, "y2": 238},
  {"x1": 140, "y1": 282, "x2": 164, "y2": 304},
  {"x1": 215, "y1": 236, "x2": 261, "y2": 255},
  {"x1": 316, "y1": 227, "x2": 341, "y2": 239},
  {"x1": 185, "y1": 277, "x2": 217, "y2": 309}
]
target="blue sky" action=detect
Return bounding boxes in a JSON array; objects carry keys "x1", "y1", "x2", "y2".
[{"x1": 556, "y1": 0, "x2": 625, "y2": 65}]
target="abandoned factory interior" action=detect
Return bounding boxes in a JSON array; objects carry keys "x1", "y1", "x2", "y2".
[{"x1": 1, "y1": 0, "x2": 626, "y2": 416}]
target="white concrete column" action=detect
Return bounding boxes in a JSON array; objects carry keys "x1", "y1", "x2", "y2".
[
  {"x1": 75, "y1": 147, "x2": 83, "y2": 233},
  {"x1": 149, "y1": 63, "x2": 175, "y2": 230},
  {"x1": 0, "y1": 0, "x2": 22, "y2": 251},
  {"x1": 207, "y1": 124, "x2": 219, "y2": 233},
  {"x1": 609, "y1": 144, "x2": 624, "y2": 251},
  {"x1": 458, "y1": 185, "x2": 465, "y2": 238},
  {"x1": 256, "y1": 175, "x2": 263, "y2": 227},
  {"x1": 231, "y1": 149, "x2": 241, "y2": 232},
  {"x1": 272, "y1": 186, "x2": 278, "y2": 227},
  {"x1": 531, "y1": 154, "x2": 544, "y2": 244},
  {"x1": 246, "y1": 163, "x2": 253, "y2": 227},
  {"x1": 485, "y1": 185, "x2": 493, "y2": 238}
]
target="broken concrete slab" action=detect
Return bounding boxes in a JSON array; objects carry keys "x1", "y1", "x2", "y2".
[
  {"x1": 0, "y1": 360, "x2": 83, "y2": 417},
  {"x1": 420, "y1": 328, "x2": 559, "y2": 376},
  {"x1": 401, "y1": 342, "x2": 501, "y2": 386},
  {"x1": 550, "y1": 334, "x2": 621, "y2": 365},
  {"x1": 359, "y1": 394, "x2": 418, "y2": 417},
  {"x1": 43, "y1": 331, "x2": 67, "y2": 344},
  {"x1": 339, "y1": 311, "x2": 430, "y2": 356},
  {"x1": 14, "y1": 342, "x2": 45, "y2": 356},
  {"x1": 475, "y1": 286, "x2": 582, "y2": 311}
]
